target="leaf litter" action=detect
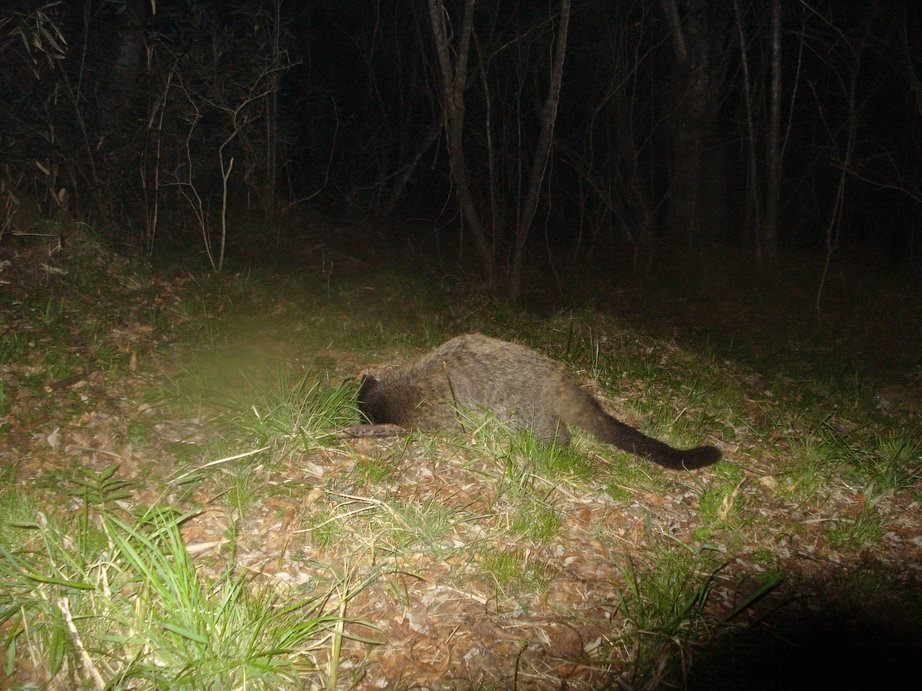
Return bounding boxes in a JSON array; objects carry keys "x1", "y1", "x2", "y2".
[{"x1": 2, "y1": 232, "x2": 920, "y2": 688}]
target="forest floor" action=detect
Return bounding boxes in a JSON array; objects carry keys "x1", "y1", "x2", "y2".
[{"x1": 2, "y1": 220, "x2": 921, "y2": 688}]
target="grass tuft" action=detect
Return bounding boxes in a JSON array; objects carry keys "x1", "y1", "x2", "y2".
[
  {"x1": 479, "y1": 549, "x2": 552, "y2": 596},
  {"x1": 825, "y1": 505, "x2": 885, "y2": 550},
  {"x1": 218, "y1": 371, "x2": 357, "y2": 454},
  {"x1": 0, "y1": 475, "x2": 369, "y2": 688},
  {"x1": 607, "y1": 546, "x2": 722, "y2": 688}
]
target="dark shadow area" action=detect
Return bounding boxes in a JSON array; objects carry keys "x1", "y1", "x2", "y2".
[{"x1": 687, "y1": 568, "x2": 922, "y2": 690}]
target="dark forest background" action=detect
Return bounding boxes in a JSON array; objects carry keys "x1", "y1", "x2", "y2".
[{"x1": 2, "y1": 0, "x2": 920, "y2": 299}]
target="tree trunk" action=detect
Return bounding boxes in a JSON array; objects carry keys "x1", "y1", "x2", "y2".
[
  {"x1": 426, "y1": 0, "x2": 496, "y2": 289},
  {"x1": 763, "y1": 0, "x2": 782, "y2": 262},
  {"x1": 509, "y1": 0, "x2": 571, "y2": 301},
  {"x1": 662, "y1": 0, "x2": 727, "y2": 247}
]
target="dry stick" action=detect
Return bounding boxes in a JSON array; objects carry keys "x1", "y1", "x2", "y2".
[
  {"x1": 218, "y1": 155, "x2": 234, "y2": 273},
  {"x1": 323, "y1": 490, "x2": 413, "y2": 531},
  {"x1": 171, "y1": 78, "x2": 214, "y2": 270},
  {"x1": 57, "y1": 597, "x2": 105, "y2": 690},
  {"x1": 302, "y1": 504, "x2": 378, "y2": 531},
  {"x1": 442, "y1": 361, "x2": 466, "y2": 432},
  {"x1": 143, "y1": 65, "x2": 176, "y2": 255},
  {"x1": 327, "y1": 556, "x2": 369, "y2": 689},
  {"x1": 169, "y1": 70, "x2": 276, "y2": 271},
  {"x1": 212, "y1": 82, "x2": 277, "y2": 271},
  {"x1": 169, "y1": 447, "x2": 270, "y2": 484},
  {"x1": 327, "y1": 591, "x2": 348, "y2": 688}
]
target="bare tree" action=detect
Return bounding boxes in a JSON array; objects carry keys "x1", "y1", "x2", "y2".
[
  {"x1": 660, "y1": 0, "x2": 730, "y2": 247},
  {"x1": 808, "y1": 10, "x2": 866, "y2": 319},
  {"x1": 509, "y1": 0, "x2": 571, "y2": 300},
  {"x1": 426, "y1": 0, "x2": 496, "y2": 289},
  {"x1": 426, "y1": 0, "x2": 571, "y2": 298},
  {"x1": 732, "y1": 0, "x2": 799, "y2": 263},
  {"x1": 764, "y1": 0, "x2": 782, "y2": 262}
]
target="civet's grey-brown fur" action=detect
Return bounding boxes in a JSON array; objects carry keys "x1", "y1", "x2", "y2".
[{"x1": 358, "y1": 334, "x2": 720, "y2": 470}]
